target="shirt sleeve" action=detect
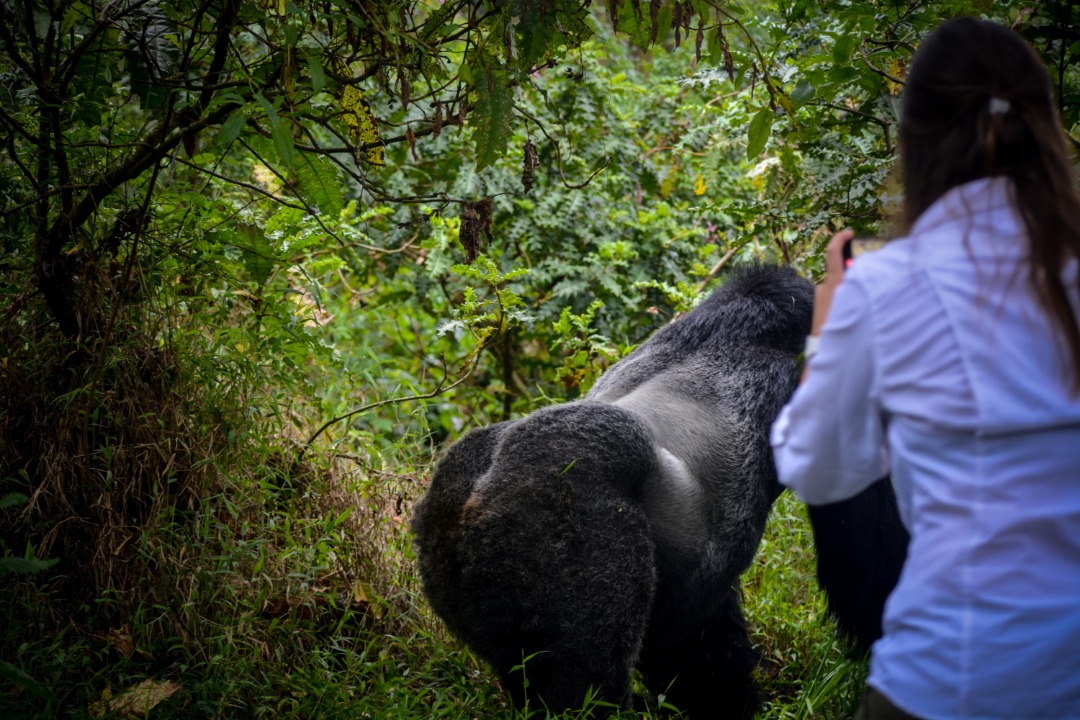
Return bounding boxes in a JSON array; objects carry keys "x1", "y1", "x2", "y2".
[{"x1": 770, "y1": 275, "x2": 889, "y2": 505}]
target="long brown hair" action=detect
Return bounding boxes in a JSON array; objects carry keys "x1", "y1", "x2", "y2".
[{"x1": 900, "y1": 17, "x2": 1080, "y2": 390}]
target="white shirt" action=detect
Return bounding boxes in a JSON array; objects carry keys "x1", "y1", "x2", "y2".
[{"x1": 771, "y1": 177, "x2": 1080, "y2": 719}]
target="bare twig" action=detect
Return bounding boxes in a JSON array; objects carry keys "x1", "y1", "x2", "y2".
[
  {"x1": 860, "y1": 39, "x2": 906, "y2": 87},
  {"x1": 694, "y1": 245, "x2": 739, "y2": 295}
]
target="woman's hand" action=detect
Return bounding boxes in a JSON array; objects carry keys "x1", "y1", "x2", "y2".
[{"x1": 812, "y1": 228, "x2": 854, "y2": 336}]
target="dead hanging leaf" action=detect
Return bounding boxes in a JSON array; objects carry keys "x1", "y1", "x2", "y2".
[
  {"x1": 432, "y1": 101, "x2": 443, "y2": 138},
  {"x1": 672, "y1": 2, "x2": 681, "y2": 46},
  {"x1": 886, "y1": 58, "x2": 907, "y2": 96},
  {"x1": 521, "y1": 139, "x2": 538, "y2": 193},
  {"x1": 458, "y1": 197, "x2": 493, "y2": 264},
  {"x1": 406, "y1": 126, "x2": 418, "y2": 161},
  {"x1": 717, "y1": 24, "x2": 735, "y2": 80},
  {"x1": 91, "y1": 680, "x2": 180, "y2": 718}
]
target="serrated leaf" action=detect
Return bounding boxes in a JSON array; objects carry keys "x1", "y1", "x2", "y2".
[
  {"x1": 615, "y1": 1, "x2": 654, "y2": 50},
  {"x1": 515, "y1": 5, "x2": 554, "y2": 71},
  {"x1": 236, "y1": 224, "x2": 275, "y2": 286},
  {"x1": 747, "y1": 107, "x2": 774, "y2": 159},
  {"x1": 291, "y1": 155, "x2": 344, "y2": 216},
  {"x1": 469, "y1": 64, "x2": 514, "y2": 170},
  {"x1": 0, "y1": 556, "x2": 58, "y2": 574}
]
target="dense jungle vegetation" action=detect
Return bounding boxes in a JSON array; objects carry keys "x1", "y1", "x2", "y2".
[{"x1": 1, "y1": 0, "x2": 1077, "y2": 717}]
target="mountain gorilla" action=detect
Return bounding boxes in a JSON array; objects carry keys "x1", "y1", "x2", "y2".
[{"x1": 412, "y1": 264, "x2": 908, "y2": 717}]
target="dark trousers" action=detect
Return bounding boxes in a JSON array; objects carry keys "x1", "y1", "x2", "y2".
[{"x1": 854, "y1": 687, "x2": 923, "y2": 720}]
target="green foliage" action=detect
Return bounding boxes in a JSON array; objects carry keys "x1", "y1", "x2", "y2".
[{"x1": 2, "y1": 0, "x2": 1079, "y2": 718}]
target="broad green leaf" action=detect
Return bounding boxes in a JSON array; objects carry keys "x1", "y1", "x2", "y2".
[
  {"x1": 291, "y1": 155, "x2": 344, "y2": 216},
  {"x1": 833, "y1": 34, "x2": 858, "y2": 66},
  {"x1": 254, "y1": 91, "x2": 278, "y2": 124},
  {"x1": 0, "y1": 492, "x2": 27, "y2": 509},
  {"x1": 516, "y1": 5, "x2": 554, "y2": 71},
  {"x1": 791, "y1": 79, "x2": 816, "y2": 107},
  {"x1": 215, "y1": 110, "x2": 245, "y2": 147},
  {"x1": 236, "y1": 224, "x2": 275, "y2": 286},
  {"x1": 747, "y1": 107, "x2": 774, "y2": 159},
  {"x1": 272, "y1": 119, "x2": 296, "y2": 168},
  {"x1": 308, "y1": 54, "x2": 326, "y2": 93},
  {"x1": 615, "y1": 1, "x2": 654, "y2": 50}
]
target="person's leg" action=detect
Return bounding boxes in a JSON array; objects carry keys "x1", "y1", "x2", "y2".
[{"x1": 853, "y1": 687, "x2": 923, "y2": 720}]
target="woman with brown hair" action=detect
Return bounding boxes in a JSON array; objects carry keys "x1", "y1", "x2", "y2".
[{"x1": 772, "y1": 17, "x2": 1080, "y2": 720}]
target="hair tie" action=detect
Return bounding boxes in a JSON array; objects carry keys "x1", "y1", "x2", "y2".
[{"x1": 988, "y1": 97, "x2": 1011, "y2": 115}]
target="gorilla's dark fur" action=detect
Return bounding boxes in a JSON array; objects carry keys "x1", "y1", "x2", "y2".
[{"x1": 412, "y1": 264, "x2": 908, "y2": 716}]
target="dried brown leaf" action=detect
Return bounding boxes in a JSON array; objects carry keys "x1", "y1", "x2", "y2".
[
  {"x1": 521, "y1": 139, "x2": 538, "y2": 193},
  {"x1": 103, "y1": 679, "x2": 181, "y2": 718},
  {"x1": 107, "y1": 625, "x2": 134, "y2": 658},
  {"x1": 458, "y1": 197, "x2": 493, "y2": 264}
]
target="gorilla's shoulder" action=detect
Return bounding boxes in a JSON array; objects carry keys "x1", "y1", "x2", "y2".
[{"x1": 653, "y1": 264, "x2": 813, "y2": 356}]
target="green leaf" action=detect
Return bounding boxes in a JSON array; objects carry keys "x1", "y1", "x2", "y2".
[
  {"x1": 215, "y1": 110, "x2": 246, "y2": 147},
  {"x1": 307, "y1": 53, "x2": 325, "y2": 93},
  {"x1": 516, "y1": 5, "x2": 554, "y2": 71},
  {"x1": 292, "y1": 155, "x2": 344, "y2": 216},
  {"x1": 0, "y1": 492, "x2": 27, "y2": 509},
  {"x1": 469, "y1": 63, "x2": 515, "y2": 170},
  {"x1": 0, "y1": 556, "x2": 58, "y2": 574},
  {"x1": 747, "y1": 107, "x2": 774, "y2": 159},
  {"x1": 236, "y1": 224, "x2": 275, "y2": 286},
  {"x1": 272, "y1": 120, "x2": 296, "y2": 168},
  {"x1": 254, "y1": 91, "x2": 278, "y2": 124},
  {"x1": 791, "y1": 79, "x2": 815, "y2": 108},
  {"x1": 615, "y1": 1, "x2": 654, "y2": 50},
  {"x1": 833, "y1": 34, "x2": 858, "y2": 66}
]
